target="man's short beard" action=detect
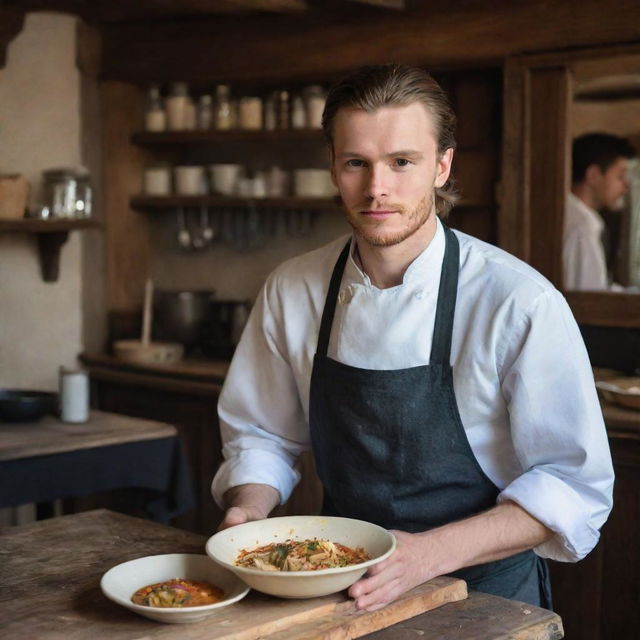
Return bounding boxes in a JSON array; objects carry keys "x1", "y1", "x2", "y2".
[{"x1": 344, "y1": 193, "x2": 435, "y2": 247}]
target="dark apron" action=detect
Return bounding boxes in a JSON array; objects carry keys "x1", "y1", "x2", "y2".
[{"x1": 308, "y1": 225, "x2": 552, "y2": 608}]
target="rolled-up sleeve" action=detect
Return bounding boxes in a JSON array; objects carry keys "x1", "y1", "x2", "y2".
[
  {"x1": 211, "y1": 274, "x2": 310, "y2": 508},
  {"x1": 497, "y1": 289, "x2": 614, "y2": 562}
]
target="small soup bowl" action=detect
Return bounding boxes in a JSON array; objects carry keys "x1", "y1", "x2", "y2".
[{"x1": 100, "y1": 553, "x2": 249, "y2": 623}]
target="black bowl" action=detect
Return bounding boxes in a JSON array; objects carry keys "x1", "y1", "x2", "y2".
[{"x1": 0, "y1": 389, "x2": 58, "y2": 423}]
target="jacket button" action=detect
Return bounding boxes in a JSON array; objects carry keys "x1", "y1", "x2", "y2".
[{"x1": 338, "y1": 287, "x2": 354, "y2": 304}]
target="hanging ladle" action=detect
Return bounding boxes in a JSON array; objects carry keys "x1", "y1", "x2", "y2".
[{"x1": 176, "y1": 207, "x2": 191, "y2": 249}]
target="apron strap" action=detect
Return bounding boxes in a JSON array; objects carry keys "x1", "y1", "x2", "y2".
[
  {"x1": 429, "y1": 225, "x2": 460, "y2": 366},
  {"x1": 316, "y1": 240, "x2": 351, "y2": 357}
]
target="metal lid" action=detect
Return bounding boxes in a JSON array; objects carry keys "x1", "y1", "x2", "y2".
[{"x1": 43, "y1": 166, "x2": 90, "y2": 181}]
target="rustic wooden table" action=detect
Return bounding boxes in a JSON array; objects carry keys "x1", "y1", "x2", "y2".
[
  {"x1": 0, "y1": 510, "x2": 563, "y2": 639},
  {"x1": 0, "y1": 411, "x2": 194, "y2": 521},
  {"x1": 0, "y1": 409, "x2": 177, "y2": 461}
]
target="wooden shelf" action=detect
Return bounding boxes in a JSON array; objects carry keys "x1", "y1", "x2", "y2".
[
  {"x1": 0, "y1": 218, "x2": 101, "y2": 282},
  {"x1": 130, "y1": 195, "x2": 342, "y2": 211},
  {"x1": 0, "y1": 218, "x2": 100, "y2": 233},
  {"x1": 131, "y1": 128, "x2": 325, "y2": 146}
]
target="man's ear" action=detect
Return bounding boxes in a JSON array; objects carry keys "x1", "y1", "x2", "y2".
[
  {"x1": 584, "y1": 163, "x2": 604, "y2": 185},
  {"x1": 435, "y1": 148, "x2": 454, "y2": 188}
]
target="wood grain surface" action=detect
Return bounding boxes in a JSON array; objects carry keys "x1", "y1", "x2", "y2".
[
  {"x1": 0, "y1": 410, "x2": 176, "y2": 461},
  {"x1": 0, "y1": 510, "x2": 563, "y2": 639},
  {"x1": 81, "y1": 351, "x2": 230, "y2": 383}
]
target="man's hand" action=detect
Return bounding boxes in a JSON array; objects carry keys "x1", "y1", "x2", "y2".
[
  {"x1": 219, "y1": 505, "x2": 269, "y2": 530},
  {"x1": 348, "y1": 501, "x2": 553, "y2": 611},
  {"x1": 348, "y1": 530, "x2": 437, "y2": 611},
  {"x1": 218, "y1": 483, "x2": 280, "y2": 531}
]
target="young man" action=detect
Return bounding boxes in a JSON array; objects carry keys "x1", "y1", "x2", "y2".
[
  {"x1": 212, "y1": 65, "x2": 614, "y2": 611},
  {"x1": 564, "y1": 132, "x2": 635, "y2": 290}
]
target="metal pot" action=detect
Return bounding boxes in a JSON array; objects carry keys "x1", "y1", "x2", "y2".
[
  {"x1": 154, "y1": 289, "x2": 216, "y2": 349},
  {"x1": 200, "y1": 299, "x2": 251, "y2": 359}
]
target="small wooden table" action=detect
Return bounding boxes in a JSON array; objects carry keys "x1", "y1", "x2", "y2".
[
  {"x1": 0, "y1": 410, "x2": 195, "y2": 522},
  {"x1": 0, "y1": 510, "x2": 563, "y2": 639}
]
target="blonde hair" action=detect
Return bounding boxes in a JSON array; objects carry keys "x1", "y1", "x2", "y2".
[{"x1": 322, "y1": 64, "x2": 458, "y2": 217}]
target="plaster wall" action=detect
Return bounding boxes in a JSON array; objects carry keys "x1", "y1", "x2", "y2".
[
  {"x1": 571, "y1": 99, "x2": 640, "y2": 138},
  {"x1": 0, "y1": 12, "x2": 83, "y2": 391}
]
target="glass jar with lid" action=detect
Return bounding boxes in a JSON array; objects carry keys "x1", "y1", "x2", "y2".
[
  {"x1": 239, "y1": 96, "x2": 263, "y2": 130},
  {"x1": 215, "y1": 85, "x2": 233, "y2": 129},
  {"x1": 144, "y1": 83, "x2": 167, "y2": 132},
  {"x1": 41, "y1": 167, "x2": 92, "y2": 218},
  {"x1": 303, "y1": 85, "x2": 326, "y2": 129},
  {"x1": 166, "y1": 82, "x2": 191, "y2": 130},
  {"x1": 196, "y1": 94, "x2": 214, "y2": 130}
]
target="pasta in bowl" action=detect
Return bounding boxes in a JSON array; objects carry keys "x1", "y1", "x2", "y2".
[{"x1": 206, "y1": 515, "x2": 396, "y2": 598}]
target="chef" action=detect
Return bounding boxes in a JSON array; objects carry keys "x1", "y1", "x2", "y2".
[
  {"x1": 212, "y1": 64, "x2": 614, "y2": 612},
  {"x1": 564, "y1": 132, "x2": 635, "y2": 290}
]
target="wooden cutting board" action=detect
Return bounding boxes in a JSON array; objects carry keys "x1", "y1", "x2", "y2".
[{"x1": 190, "y1": 576, "x2": 467, "y2": 639}]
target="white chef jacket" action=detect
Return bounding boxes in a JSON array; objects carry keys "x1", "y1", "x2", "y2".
[
  {"x1": 212, "y1": 218, "x2": 614, "y2": 563},
  {"x1": 563, "y1": 193, "x2": 609, "y2": 291}
]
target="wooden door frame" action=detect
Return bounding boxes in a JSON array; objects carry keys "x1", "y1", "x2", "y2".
[{"x1": 501, "y1": 43, "x2": 640, "y2": 327}]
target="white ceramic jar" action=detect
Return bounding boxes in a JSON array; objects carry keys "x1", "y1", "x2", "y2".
[
  {"x1": 59, "y1": 368, "x2": 89, "y2": 423},
  {"x1": 143, "y1": 164, "x2": 171, "y2": 196},
  {"x1": 174, "y1": 166, "x2": 206, "y2": 195}
]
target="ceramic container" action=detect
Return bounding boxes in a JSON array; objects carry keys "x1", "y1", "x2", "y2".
[{"x1": 100, "y1": 553, "x2": 250, "y2": 624}]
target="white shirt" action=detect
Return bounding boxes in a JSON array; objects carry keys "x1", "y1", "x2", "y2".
[
  {"x1": 213, "y1": 218, "x2": 614, "y2": 563},
  {"x1": 563, "y1": 193, "x2": 609, "y2": 290}
]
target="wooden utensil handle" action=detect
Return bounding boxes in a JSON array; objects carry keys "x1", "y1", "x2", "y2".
[{"x1": 141, "y1": 278, "x2": 153, "y2": 346}]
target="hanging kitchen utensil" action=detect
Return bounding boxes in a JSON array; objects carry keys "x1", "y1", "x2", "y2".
[
  {"x1": 266, "y1": 208, "x2": 279, "y2": 239},
  {"x1": 246, "y1": 202, "x2": 263, "y2": 248},
  {"x1": 176, "y1": 207, "x2": 191, "y2": 249},
  {"x1": 287, "y1": 209, "x2": 302, "y2": 235},
  {"x1": 201, "y1": 205, "x2": 215, "y2": 245},
  {"x1": 299, "y1": 209, "x2": 313, "y2": 235},
  {"x1": 233, "y1": 208, "x2": 249, "y2": 251},
  {"x1": 222, "y1": 208, "x2": 235, "y2": 245},
  {"x1": 189, "y1": 208, "x2": 206, "y2": 250}
]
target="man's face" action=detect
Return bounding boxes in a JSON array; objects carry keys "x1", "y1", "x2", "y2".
[
  {"x1": 591, "y1": 157, "x2": 630, "y2": 211},
  {"x1": 330, "y1": 103, "x2": 453, "y2": 248}
]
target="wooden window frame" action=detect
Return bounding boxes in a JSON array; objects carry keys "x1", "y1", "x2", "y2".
[{"x1": 501, "y1": 44, "x2": 640, "y2": 328}]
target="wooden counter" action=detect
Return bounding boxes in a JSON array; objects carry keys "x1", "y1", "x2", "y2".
[
  {"x1": 80, "y1": 352, "x2": 229, "y2": 395},
  {"x1": 0, "y1": 509, "x2": 563, "y2": 640},
  {"x1": 549, "y1": 395, "x2": 640, "y2": 640},
  {"x1": 601, "y1": 401, "x2": 640, "y2": 438},
  {"x1": 0, "y1": 409, "x2": 176, "y2": 461}
]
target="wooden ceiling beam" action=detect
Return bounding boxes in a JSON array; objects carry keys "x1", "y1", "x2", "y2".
[
  {"x1": 4, "y1": 0, "x2": 311, "y2": 23},
  {"x1": 0, "y1": 7, "x2": 26, "y2": 69},
  {"x1": 212, "y1": 0, "x2": 309, "y2": 11},
  {"x1": 346, "y1": 0, "x2": 405, "y2": 9},
  {"x1": 100, "y1": 1, "x2": 640, "y2": 86}
]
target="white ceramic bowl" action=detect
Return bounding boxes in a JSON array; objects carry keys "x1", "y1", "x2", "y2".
[
  {"x1": 100, "y1": 553, "x2": 250, "y2": 624},
  {"x1": 206, "y1": 515, "x2": 396, "y2": 599},
  {"x1": 209, "y1": 164, "x2": 243, "y2": 195}
]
